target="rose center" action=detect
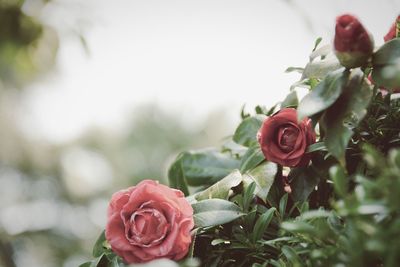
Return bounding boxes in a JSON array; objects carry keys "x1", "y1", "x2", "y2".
[
  {"x1": 278, "y1": 125, "x2": 299, "y2": 152},
  {"x1": 127, "y1": 208, "x2": 169, "y2": 247}
]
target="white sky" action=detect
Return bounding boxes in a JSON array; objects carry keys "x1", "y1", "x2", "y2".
[{"x1": 21, "y1": 0, "x2": 400, "y2": 143}]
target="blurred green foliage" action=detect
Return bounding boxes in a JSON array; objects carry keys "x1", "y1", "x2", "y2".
[{"x1": 0, "y1": 2, "x2": 233, "y2": 267}]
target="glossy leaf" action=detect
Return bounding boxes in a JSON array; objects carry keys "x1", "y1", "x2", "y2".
[
  {"x1": 298, "y1": 69, "x2": 349, "y2": 120},
  {"x1": 321, "y1": 70, "x2": 372, "y2": 164},
  {"x1": 243, "y1": 161, "x2": 278, "y2": 201},
  {"x1": 240, "y1": 146, "x2": 265, "y2": 173},
  {"x1": 168, "y1": 149, "x2": 240, "y2": 190},
  {"x1": 302, "y1": 55, "x2": 342, "y2": 80},
  {"x1": 289, "y1": 167, "x2": 320, "y2": 203},
  {"x1": 279, "y1": 194, "x2": 288, "y2": 219},
  {"x1": 252, "y1": 207, "x2": 276, "y2": 242},
  {"x1": 168, "y1": 153, "x2": 190, "y2": 195},
  {"x1": 192, "y1": 199, "x2": 244, "y2": 227},
  {"x1": 371, "y1": 39, "x2": 400, "y2": 88},
  {"x1": 233, "y1": 115, "x2": 266, "y2": 147},
  {"x1": 194, "y1": 169, "x2": 242, "y2": 201},
  {"x1": 243, "y1": 182, "x2": 256, "y2": 212},
  {"x1": 306, "y1": 142, "x2": 327, "y2": 153}
]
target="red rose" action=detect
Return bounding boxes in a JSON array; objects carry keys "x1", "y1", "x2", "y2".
[
  {"x1": 257, "y1": 108, "x2": 316, "y2": 167},
  {"x1": 334, "y1": 14, "x2": 374, "y2": 68},
  {"x1": 105, "y1": 180, "x2": 194, "y2": 264},
  {"x1": 384, "y1": 15, "x2": 399, "y2": 42}
]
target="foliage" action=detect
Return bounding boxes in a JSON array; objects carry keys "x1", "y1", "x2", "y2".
[{"x1": 85, "y1": 15, "x2": 400, "y2": 267}]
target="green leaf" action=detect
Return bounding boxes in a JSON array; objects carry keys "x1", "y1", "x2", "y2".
[
  {"x1": 372, "y1": 39, "x2": 400, "y2": 88},
  {"x1": 211, "y1": 238, "x2": 229, "y2": 246},
  {"x1": 243, "y1": 161, "x2": 278, "y2": 202},
  {"x1": 240, "y1": 146, "x2": 265, "y2": 173},
  {"x1": 306, "y1": 142, "x2": 327, "y2": 153},
  {"x1": 279, "y1": 194, "x2": 288, "y2": 218},
  {"x1": 321, "y1": 70, "x2": 373, "y2": 164},
  {"x1": 281, "y1": 90, "x2": 299, "y2": 109},
  {"x1": 168, "y1": 153, "x2": 190, "y2": 195},
  {"x1": 309, "y1": 44, "x2": 331, "y2": 61},
  {"x1": 281, "y1": 221, "x2": 315, "y2": 234},
  {"x1": 297, "y1": 69, "x2": 349, "y2": 120},
  {"x1": 285, "y1": 67, "x2": 304, "y2": 73},
  {"x1": 110, "y1": 257, "x2": 119, "y2": 267},
  {"x1": 194, "y1": 170, "x2": 242, "y2": 201},
  {"x1": 252, "y1": 207, "x2": 276, "y2": 242},
  {"x1": 329, "y1": 165, "x2": 347, "y2": 197},
  {"x1": 169, "y1": 149, "x2": 240, "y2": 189},
  {"x1": 192, "y1": 199, "x2": 245, "y2": 227},
  {"x1": 243, "y1": 182, "x2": 257, "y2": 212},
  {"x1": 281, "y1": 245, "x2": 302, "y2": 265},
  {"x1": 80, "y1": 254, "x2": 107, "y2": 267},
  {"x1": 233, "y1": 115, "x2": 266, "y2": 147},
  {"x1": 312, "y1": 37, "x2": 322, "y2": 52},
  {"x1": 299, "y1": 209, "x2": 331, "y2": 220},
  {"x1": 289, "y1": 167, "x2": 320, "y2": 202},
  {"x1": 302, "y1": 55, "x2": 342, "y2": 80},
  {"x1": 93, "y1": 231, "x2": 107, "y2": 257}
]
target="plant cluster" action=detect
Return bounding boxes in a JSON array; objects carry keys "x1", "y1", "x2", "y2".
[{"x1": 82, "y1": 14, "x2": 400, "y2": 267}]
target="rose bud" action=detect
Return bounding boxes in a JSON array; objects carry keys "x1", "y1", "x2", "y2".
[
  {"x1": 384, "y1": 15, "x2": 400, "y2": 42},
  {"x1": 334, "y1": 14, "x2": 374, "y2": 68},
  {"x1": 258, "y1": 108, "x2": 316, "y2": 168},
  {"x1": 105, "y1": 180, "x2": 194, "y2": 264}
]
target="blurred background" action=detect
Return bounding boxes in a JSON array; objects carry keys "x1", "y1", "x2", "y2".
[{"x1": 0, "y1": 0, "x2": 398, "y2": 266}]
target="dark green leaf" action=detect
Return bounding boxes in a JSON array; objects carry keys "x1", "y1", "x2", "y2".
[
  {"x1": 243, "y1": 182, "x2": 256, "y2": 212},
  {"x1": 279, "y1": 194, "x2": 288, "y2": 218},
  {"x1": 321, "y1": 70, "x2": 372, "y2": 164},
  {"x1": 252, "y1": 207, "x2": 276, "y2": 242},
  {"x1": 329, "y1": 165, "x2": 347, "y2": 197},
  {"x1": 289, "y1": 167, "x2": 320, "y2": 202},
  {"x1": 298, "y1": 69, "x2": 349, "y2": 120},
  {"x1": 233, "y1": 115, "x2": 266, "y2": 147},
  {"x1": 192, "y1": 199, "x2": 244, "y2": 227}
]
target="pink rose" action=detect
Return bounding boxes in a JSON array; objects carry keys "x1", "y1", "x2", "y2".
[
  {"x1": 258, "y1": 108, "x2": 316, "y2": 167},
  {"x1": 384, "y1": 15, "x2": 399, "y2": 42},
  {"x1": 334, "y1": 14, "x2": 373, "y2": 68},
  {"x1": 105, "y1": 180, "x2": 194, "y2": 264}
]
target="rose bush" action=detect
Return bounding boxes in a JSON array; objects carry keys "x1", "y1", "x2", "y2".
[
  {"x1": 105, "y1": 180, "x2": 194, "y2": 264},
  {"x1": 257, "y1": 108, "x2": 315, "y2": 167},
  {"x1": 83, "y1": 12, "x2": 400, "y2": 267},
  {"x1": 334, "y1": 14, "x2": 373, "y2": 68}
]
